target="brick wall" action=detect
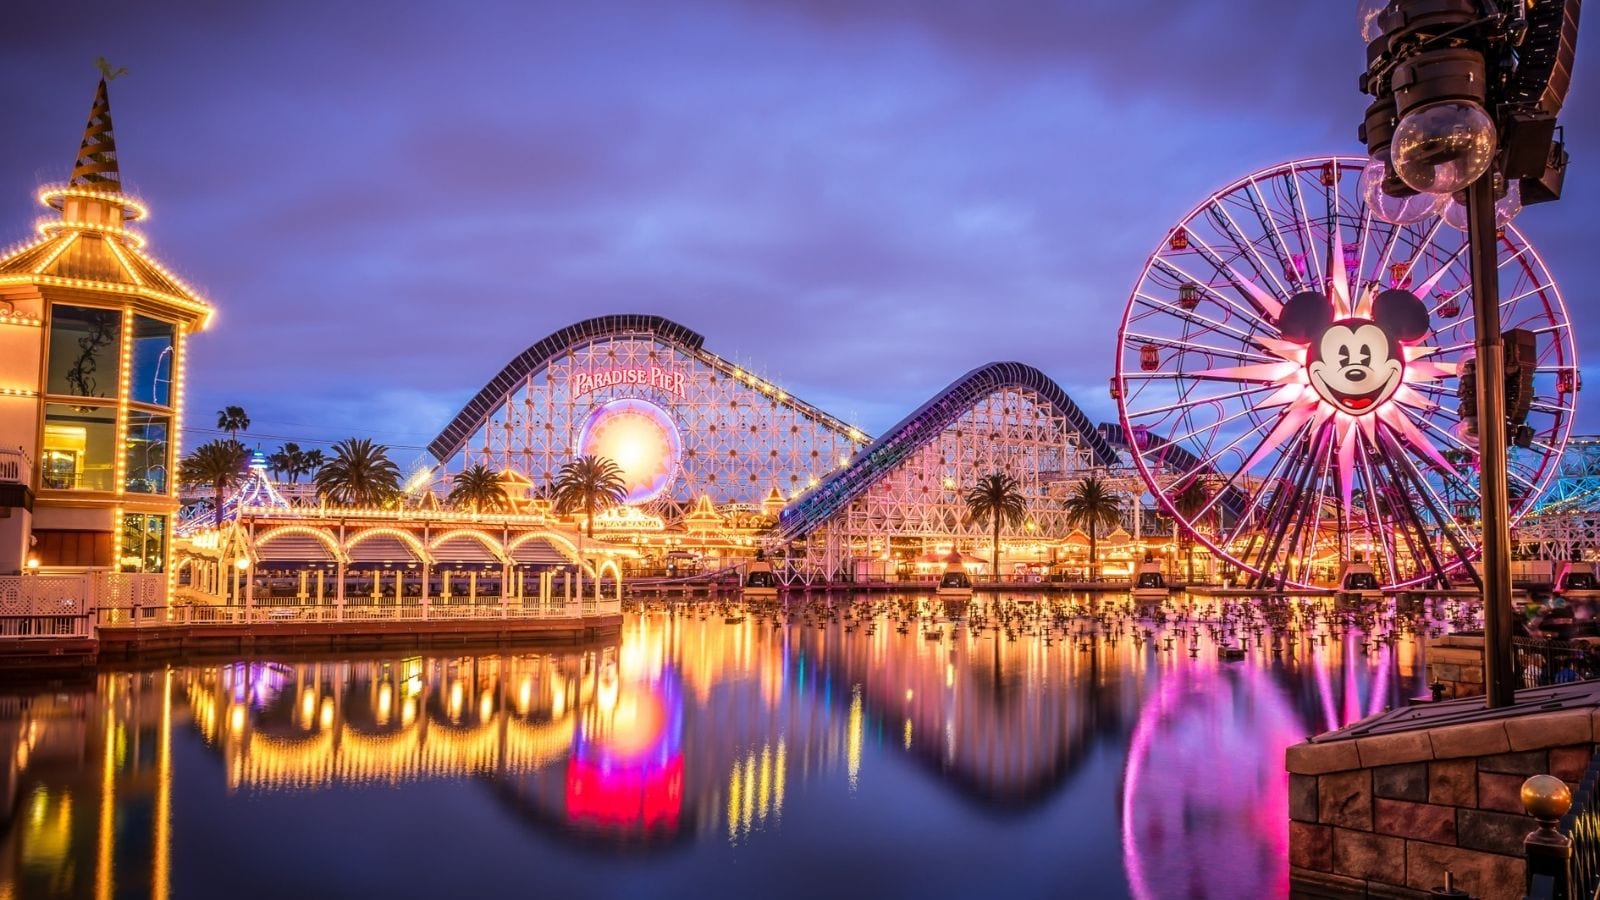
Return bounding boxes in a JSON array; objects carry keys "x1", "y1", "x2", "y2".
[
  {"x1": 1287, "y1": 710, "x2": 1594, "y2": 899},
  {"x1": 1429, "y1": 635, "x2": 1487, "y2": 699}
]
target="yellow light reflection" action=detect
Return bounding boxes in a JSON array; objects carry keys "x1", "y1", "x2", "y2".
[{"x1": 847, "y1": 685, "x2": 863, "y2": 793}]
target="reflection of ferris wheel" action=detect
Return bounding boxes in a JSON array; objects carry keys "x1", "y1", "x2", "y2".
[{"x1": 1114, "y1": 156, "x2": 1576, "y2": 590}]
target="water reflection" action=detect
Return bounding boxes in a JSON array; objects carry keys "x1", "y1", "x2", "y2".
[{"x1": 0, "y1": 594, "x2": 1457, "y2": 899}]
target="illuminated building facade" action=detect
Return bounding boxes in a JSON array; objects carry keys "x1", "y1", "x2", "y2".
[{"x1": 0, "y1": 76, "x2": 212, "y2": 604}]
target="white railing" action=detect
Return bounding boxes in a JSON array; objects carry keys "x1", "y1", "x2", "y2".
[
  {"x1": 0, "y1": 447, "x2": 29, "y2": 486},
  {"x1": 1, "y1": 569, "x2": 621, "y2": 635},
  {"x1": 0, "y1": 571, "x2": 102, "y2": 639},
  {"x1": 142, "y1": 598, "x2": 622, "y2": 627}
]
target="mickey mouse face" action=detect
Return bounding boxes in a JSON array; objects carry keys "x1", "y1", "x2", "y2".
[
  {"x1": 1277, "y1": 289, "x2": 1431, "y2": 417},
  {"x1": 1309, "y1": 322, "x2": 1403, "y2": 413}
]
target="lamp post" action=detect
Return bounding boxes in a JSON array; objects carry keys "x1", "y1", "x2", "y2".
[{"x1": 1358, "y1": 0, "x2": 1580, "y2": 708}]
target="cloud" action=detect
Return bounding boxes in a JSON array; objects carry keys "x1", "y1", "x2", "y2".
[{"x1": 2, "y1": 0, "x2": 1596, "y2": 455}]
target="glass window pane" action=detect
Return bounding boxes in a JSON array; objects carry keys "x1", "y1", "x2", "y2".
[
  {"x1": 47, "y1": 304, "x2": 122, "y2": 398},
  {"x1": 130, "y1": 317, "x2": 175, "y2": 406},
  {"x1": 121, "y1": 514, "x2": 167, "y2": 573},
  {"x1": 43, "y1": 404, "x2": 117, "y2": 491},
  {"x1": 125, "y1": 412, "x2": 171, "y2": 494}
]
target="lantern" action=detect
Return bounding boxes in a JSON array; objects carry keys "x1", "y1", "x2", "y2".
[
  {"x1": 1178, "y1": 282, "x2": 1200, "y2": 310},
  {"x1": 1108, "y1": 377, "x2": 1122, "y2": 401},
  {"x1": 1169, "y1": 229, "x2": 1190, "y2": 251},
  {"x1": 1140, "y1": 343, "x2": 1160, "y2": 372}
]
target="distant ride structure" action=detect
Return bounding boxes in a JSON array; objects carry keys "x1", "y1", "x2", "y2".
[
  {"x1": 1114, "y1": 156, "x2": 1576, "y2": 590},
  {"x1": 429, "y1": 314, "x2": 868, "y2": 521}
]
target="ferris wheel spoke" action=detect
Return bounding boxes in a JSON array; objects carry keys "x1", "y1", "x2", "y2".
[
  {"x1": 1132, "y1": 291, "x2": 1267, "y2": 345},
  {"x1": 1284, "y1": 168, "x2": 1326, "y2": 296},
  {"x1": 1292, "y1": 424, "x2": 1341, "y2": 578},
  {"x1": 1159, "y1": 398, "x2": 1284, "y2": 450},
  {"x1": 1212, "y1": 200, "x2": 1295, "y2": 300},
  {"x1": 1215, "y1": 416, "x2": 1319, "y2": 546},
  {"x1": 1531, "y1": 400, "x2": 1575, "y2": 416},
  {"x1": 1244, "y1": 422, "x2": 1331, "y2": 581},
  {"x1": 1246, "y1": 176, "x2": 1304, "y2": 297},
  {"x1": 1379, "y1": 426, "x2": 1481, "y2": 579},
  {"x1": 1168, "y1": 228, "x2": 1285, "y2": 322},
  {"x1": 1128, "y1": 382, "x2": 1281, "y2": 418},
  {"x1": 1123, "y1": 331, "x2": 1277, "y2": 364},
  {"x1": 1164, "y1": 414, "x2": 1283, "y2": 510}
]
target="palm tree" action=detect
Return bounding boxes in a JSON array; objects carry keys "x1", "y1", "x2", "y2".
[
  {"x1": 1064, "y1": 475, "x2": 1123, "y2": 581},
  {"x1": 298, "y1": 448, "x2": 326, "y2": 483},
  {"x1": 314, "y1": 438, "x2": 401, "y2": 506},
  {"x1": 181, "y1": 440, "x2": 250, "y2": 528},
  {"x1": 448, "y1": 463, "x2": 506, "y2": 512},
  {"x1": 1172, "y1": 479, "x2": 1209, "y2": 584},
  {"x1": 964, "y1": 472, "x2": 1027, "y2": 581},
  {"x1": 216, "y1": 406, "x2": 250, "y2": 442},
  {"x1": 552, "y1": 455, "x2": 627, "y2": 537},
  {"x1": 266, "y1": 443, "x2": 297, "y2": 481}
]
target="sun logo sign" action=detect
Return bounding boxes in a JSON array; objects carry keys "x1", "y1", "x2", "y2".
[{"x1": 576, "y1": 399, "x2": 683, "y2": 504}]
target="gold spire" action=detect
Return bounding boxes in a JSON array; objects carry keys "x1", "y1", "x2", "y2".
[{"x1": 70, "y1": 74, "x2": 122, "y2": 193}]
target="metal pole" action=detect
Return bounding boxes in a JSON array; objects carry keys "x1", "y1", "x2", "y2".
[{"x1": 1467, "y1": 169, "x2": 1516, "y2": 709}]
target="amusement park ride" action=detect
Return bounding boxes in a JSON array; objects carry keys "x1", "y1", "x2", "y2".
[
  {"x1": 1114, "y1": 155, "x2": 1576, "y2": 592},
  {"x1": 173, "y1": 2, "x2": 1588, "y2": 599},
  {"x1": 180, "y1": 164, "x2": 1593, "y2": 591}
]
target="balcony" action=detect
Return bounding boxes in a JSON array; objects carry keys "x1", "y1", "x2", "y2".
[{"x1": 0, "y1": 448, "x2": 31, "y2": 512}]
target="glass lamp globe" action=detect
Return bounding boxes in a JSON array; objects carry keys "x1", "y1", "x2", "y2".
[
  {"x1": 1440, "y1": 177, "x2": 1522, "y2": 231},
  {"x1": 1359, "y1": 0, "x2": 1391, "y2": 42},
  {"x1": 1360, "y1": 156, "x2": 1442, "y2": 225},
  {"x1": 1392, "y1": 101, "x2": 1497, "y2": 195}
]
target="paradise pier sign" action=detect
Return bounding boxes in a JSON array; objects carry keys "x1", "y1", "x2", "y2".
[{"x1": 571, "y1": 366, "x2": 687, "y2": 400}]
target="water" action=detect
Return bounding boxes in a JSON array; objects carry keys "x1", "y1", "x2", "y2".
[{"x1": 0, "y1": 593, "x2": 1449, "y2": 899}]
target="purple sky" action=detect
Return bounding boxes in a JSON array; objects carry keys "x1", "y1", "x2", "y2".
[{"x1": 3, "y1": 1, "x2": 1595, "y2": 466}]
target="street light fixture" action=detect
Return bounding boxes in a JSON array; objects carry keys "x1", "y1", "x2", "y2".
[{"x1": 1359, "y1": 0, "x2": 1581, "y2": 709}]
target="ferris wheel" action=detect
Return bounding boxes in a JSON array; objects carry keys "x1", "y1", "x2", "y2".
[{"x1": 1113, "y1": 156, "x2": 1577, "y2": 590}]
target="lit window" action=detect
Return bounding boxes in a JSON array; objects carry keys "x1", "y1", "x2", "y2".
[
  {"x1": 121, "y1": 514, "x2": 167, "y2": 573},
  {"x1": 124, "y1": 412, "x2": 171, "y2": 494},
  {"x1": 130, "y1": 317, "x2": 175, "y2": 406},
  {"x1": 42, "y1": 404, "x2": 117, "y2": 491},
  {"x1": 47, "y1": 304, "x2": 122, "y2": 398}
]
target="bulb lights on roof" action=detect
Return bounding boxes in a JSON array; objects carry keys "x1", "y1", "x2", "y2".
[
  {"x1": 0, "y1": 387, "x2": 39, "y2": 397},
  {"x1": 0, "y1": 274, "x2": 213, "y2": 327},
  {"x1": 36, "y1": 217, "x2": 148, "y2": 249},
  {"x1": 37, "y1": 185, "x2": 149, "y2": 221}
]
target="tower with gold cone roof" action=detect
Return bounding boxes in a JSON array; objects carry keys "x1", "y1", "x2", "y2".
[{"x1": 0, "y1": 69, "x2": 214, "y2": 600}]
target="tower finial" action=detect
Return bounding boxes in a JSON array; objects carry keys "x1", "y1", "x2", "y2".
[
  {"x1": 70, "y1": 66, "x2": 124, "y2": 193},
  {"x1": 94, "y1": 57, "x2": 129, "y2": 82}
]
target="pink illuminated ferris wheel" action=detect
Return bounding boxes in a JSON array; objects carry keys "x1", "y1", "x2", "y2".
[{"x1": 1113, "y1": 156, "x2": 1577, "y2": 590}]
